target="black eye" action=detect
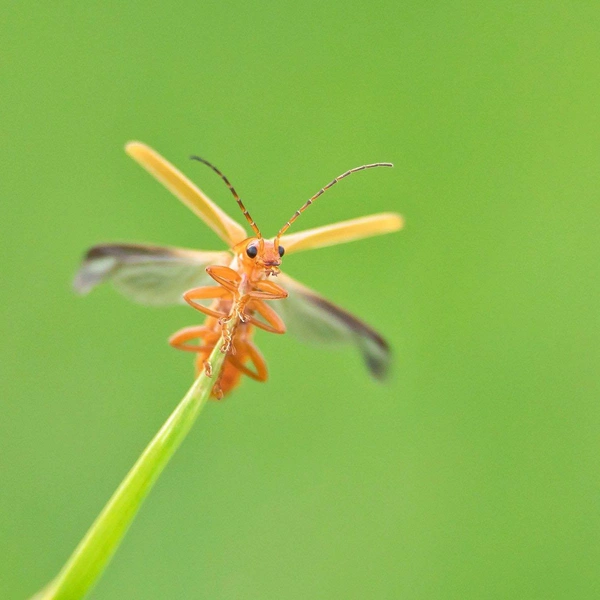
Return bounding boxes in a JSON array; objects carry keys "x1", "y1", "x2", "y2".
[
  {"x1": 278, "y1": 245, "x2": 285, "y2": 257},
  {"x1": 246, "y1": 245, "x2": 258, "y2": 258}
]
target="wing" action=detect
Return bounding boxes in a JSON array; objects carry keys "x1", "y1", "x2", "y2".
[
  {"x1": 273, "y1": 273, "x2": 392, "y2": 380},
  {"x1": 73, "y1": 243, "x2": 231, "y2": 306},
  {"x1": 278, "y1": 212, "x2": 403, "y2": 254},
  {"x1": 125, "y1": 142, "x2": 248, "y2": 247}
]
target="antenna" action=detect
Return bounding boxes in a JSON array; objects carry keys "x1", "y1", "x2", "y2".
[
  {"x1": 276, "y1": 162, "x2": 393, "y2": 241},
  {"x1": 191, "y1": 155, "x2": 261, "y2": 237}
]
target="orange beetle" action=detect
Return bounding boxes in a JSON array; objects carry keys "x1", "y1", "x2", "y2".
[{"x1": 74, "y1": 143, "x2": 404, "y2": 397}]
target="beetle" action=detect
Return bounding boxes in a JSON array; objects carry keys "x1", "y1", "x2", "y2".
[{"x1": 74, "y1": 142, "x2": 404, "y2": 397}]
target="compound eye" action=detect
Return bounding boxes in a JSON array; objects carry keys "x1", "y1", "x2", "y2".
[
  {"x1": 278, "y1": 245, "x2": 285, "y2": 257},
  {"x1": 246, "y1": 244, "x2": 258, "y2": 259}
]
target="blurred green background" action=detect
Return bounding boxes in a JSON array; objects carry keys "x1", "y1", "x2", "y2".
[{"x1": 1, "y1": 2, "x2": 599, "y2": 599}]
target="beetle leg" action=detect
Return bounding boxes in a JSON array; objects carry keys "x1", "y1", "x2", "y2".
[
  {"x1": 248, "y1": 279, "x2": 288, "y2": 300},
  {"x1": 203, "y1": 360, "x2": 213, "y2": 378},
  {"x1": 212, "y1": 383, "x2": 224, "y2": 400},
  {"x1": 183, "y1": 285, "x2": 231, "y2": 318},
  {"x1": 233, "y1": 281, "x2": 288, "y2": 324},
  {"x1": 169, "y1": 325, "x2": 219, "y2": 352},
  {"x1": 228, "y1": 340, "x2": 269, "y2": 381},
  {"x1": 245, "y1": 300, "x2": 286, "y2": 334},
  {"x1": 246, "y1": 341, "x2": 268, "y2": 381},
  {"x1": 220, "y1": 324, "x2": 236, "y2": 353},
  {"x1": 206, "y1": 265, "x2": 242, "y2": 293}
]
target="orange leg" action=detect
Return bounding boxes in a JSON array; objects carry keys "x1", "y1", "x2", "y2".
[
  {"x1": 245, "y1": 299, "x2": 286, "y2": 334},
  {"x1": 203, "y1": 360, "x2": 213, "y2": 378},
  {"x1": 195, "y1": 268, "x2": 246, "y2": 348},
  {"x1": 228, "y1": 340, "x2": 269, "y2": 381},
  {"x1": 183, "y1": 285, "x2": 231, "y2": 318},
  {"x1": 234, "y1": 280, "x2": 287, "y2": 329},
  {"x1": 169, "y1": 325, "x2": 219, "y2": 352},
  {"x1": 206, "y1": 265, "x2": 241, "y2": 292},
  {"x1": 248, "y1": 279, "x2": 288, "y2": 300}
]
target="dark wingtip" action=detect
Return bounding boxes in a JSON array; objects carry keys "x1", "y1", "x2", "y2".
[
  {"x1": 305, "y1": 292, "x2": 393, "y2": 382},
  {"x1": 72, "y1": 245, "x2": 118, "y2": 295},
  {"x1": 360, "y1": 339, "x2": 393, "y2": 381}
]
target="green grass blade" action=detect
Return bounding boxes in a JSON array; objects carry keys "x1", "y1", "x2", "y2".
[{"x1": 33, "y1": 336, "x2": 230, "y2": 600}]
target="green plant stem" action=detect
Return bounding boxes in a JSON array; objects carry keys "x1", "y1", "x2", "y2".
[{"x1": 33, "y1": 327, "x2": 232, "y2": 600}]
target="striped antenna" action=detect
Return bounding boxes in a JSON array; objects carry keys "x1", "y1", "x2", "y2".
[
  {"x1": 276, "y1": 162, "x2": 393, "y2": 240},
  {"x1": 190, "y1": 155, "x2": 261, "y2": 237}
]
